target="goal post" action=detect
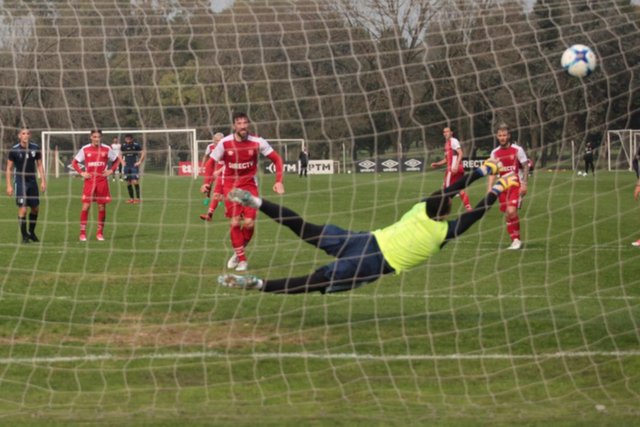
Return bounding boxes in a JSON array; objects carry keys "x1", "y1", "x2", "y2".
[
  {"x1": 606, "y1": 129, "x2": 639, "y2": 171},
  {"x1": 42, "y1": 129, "x2": 198, "y2": 178}
]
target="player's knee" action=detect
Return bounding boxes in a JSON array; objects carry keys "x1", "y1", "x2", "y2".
[
  {"x1": 243, "y1": 219, "x2": 255, "y2": 229},
  {"x1": 230, "y1": 217, "x2": 242, "y2": 227},
  {"x1": 505, "y1": 208, "x2": 518, "y2": 220}
]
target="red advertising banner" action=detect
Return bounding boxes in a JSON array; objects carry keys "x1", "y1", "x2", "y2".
[{"x1": 177, "y1": 161, "x2": 206, "y2": 176}]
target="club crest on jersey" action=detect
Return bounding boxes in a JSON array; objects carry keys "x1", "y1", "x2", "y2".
[
  {"x1": 31, "y1": 151, "x2": 36, "y2": 157},
  {"x1": 247, "y1": 149, "x2": 254, "y2": 156}
]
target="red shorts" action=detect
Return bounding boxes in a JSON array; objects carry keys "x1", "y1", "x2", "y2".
[
  {"x1": 223, "y1": 184, "x2": 258, "y2": 219},
  {"x1": 444, "y1": 170, "x2": 465, "y2": 187},
  {"x1": 81, "y1": 178, "x2": 112, "y2": 204},
  {"x1": 498, "y1": 186, "x2": 521, "y2": 212}
]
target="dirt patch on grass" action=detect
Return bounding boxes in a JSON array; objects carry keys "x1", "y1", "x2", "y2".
[{"x1": 91, "y1": 313, "x2": 310, "y2": 350}]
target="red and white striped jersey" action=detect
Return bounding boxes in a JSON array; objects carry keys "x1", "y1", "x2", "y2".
[
  {"x1": 74, "y1": 143, "x2": 118, "y2": 181},
  {"x1": 445, "y1": 137, "x2": 464, "y2": 173},
  {"x1": 209, "y1": 133, "x2": 275, "y2": 187},
  {"x1": 491, "y1": 143, "x2": 528, "y2": 182}
]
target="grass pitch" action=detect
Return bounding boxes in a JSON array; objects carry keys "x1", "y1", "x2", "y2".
[{"x1": 0, "y1": 170, "x2": 638, "y2": 425}]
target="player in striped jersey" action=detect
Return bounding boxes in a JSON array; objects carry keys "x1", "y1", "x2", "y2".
[
  {"x1": 200, "y1": 112, "x2": 285, "y2": 272},
  {"x1": 431, "y1": 127, "x2": 472, "y2": 211},
  {"x1": 71, "y1": 129, "x2": 120, "y2": 241},
  {"x1": 217, "y1": 159, "x2": 518, "y2": 294},
  {"x1": 487, "y1": 123, "x2": 529, "y2": 250}
]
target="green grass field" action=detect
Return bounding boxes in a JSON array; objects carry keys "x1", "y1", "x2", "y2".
[{"x1": 0, "y1": 170, "x2": 638, "y2": 426}]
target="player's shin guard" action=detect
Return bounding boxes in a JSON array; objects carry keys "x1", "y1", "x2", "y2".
[
  {"x1": 208, "y1": 197, "x2": 220, "y2": 214},
  {"x1": 80, "y1": 210, "x2": 89, "y2": 232},
  {"x1": 134, "y1": 184, "x2": 141, "y2": 199},
  {"x1": 127, "y1": 185, "x2": 134, "y2": 199},
  {"x1": 507, "y1": 216, "x2": 521, "y2": 241},
  {"x1": 242, "y1": 226, "x2": 254, "y2": 246},
  {"x1": 98, "y1": 210, "x2": 106, "y2": 233},
  {"x1": 460, "y1": 191, "x2": 472, "y2": 210},
  {"x1": 28, "y1": 213, "x2": 38, "y2": 234},
  {"x1": 18, "y1": 216, "x2": 28, "y2": 237},
  {"x1": 230, "y1": 225, "x2": 246, "y2": 261}
]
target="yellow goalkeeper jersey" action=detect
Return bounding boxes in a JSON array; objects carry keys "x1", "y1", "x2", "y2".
[{"x1": 372, "y1": 202, "x2": 448, "y2": 273}]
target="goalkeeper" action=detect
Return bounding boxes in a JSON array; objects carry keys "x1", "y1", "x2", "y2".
[{"x1": 218, "y1": 159, "x2": 516, "y2": 294}]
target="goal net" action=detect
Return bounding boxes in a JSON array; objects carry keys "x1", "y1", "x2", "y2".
[
  {"x1": 0, "y1": 0, "x2": 638, "y2": 424},
  {"x1": 43, "y1": 129, "x2": 198, "y2": 178}
]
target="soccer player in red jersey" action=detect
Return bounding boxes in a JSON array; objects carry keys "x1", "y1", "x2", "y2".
[
  {"x1": 487, "y1": 123, "x2": 529, "y2": 250},
  {"x1": 431, "y1": 127, "x2": 472, "y2": 211},
  {"x1": 200, "y1": 132, "x2": 225, "y2": 221},
  {"x1": 200, "y1": 112, "x2": 285, "y2": 271},
  {"x1": 71, "y1": 129, "x2": 121, "y2": 241}
]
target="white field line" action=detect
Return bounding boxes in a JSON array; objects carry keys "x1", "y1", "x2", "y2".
[{"x1": 0, "y1": 350, "x2": 639, "y2": 366}]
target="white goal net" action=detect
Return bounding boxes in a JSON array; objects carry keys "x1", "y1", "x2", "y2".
[{"x1": 0, "y1": 0, "x2": 638, "y2": 424}]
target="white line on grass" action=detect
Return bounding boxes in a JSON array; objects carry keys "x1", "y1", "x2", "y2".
[{"x1": 1, "y1": 350, "x2": 638, "y2": 365}]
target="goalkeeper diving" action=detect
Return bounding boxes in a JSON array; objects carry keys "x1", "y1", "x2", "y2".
[{"x1": 219, "y1": 159, "x2": 517, "y2": 294}]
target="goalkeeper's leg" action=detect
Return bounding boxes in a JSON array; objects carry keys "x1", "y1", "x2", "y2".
[
  {"x1": 259, "y1": 199, "x2": 325, "y2": 245},
  {"x1": 220, "y1": 269, "x2": 385, "y2": 294},
  {"x1": 228, "y1": 189, "x2": 325, "y2": 245}
]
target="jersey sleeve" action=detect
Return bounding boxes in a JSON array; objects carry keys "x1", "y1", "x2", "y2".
[
  {"x1": 450, "y1": 138, "x2": 461, "y2": 152},
  {"x1": 516, "y1": 146, "x2": 528, "y2": 164},
  {"x1": 74, "y1": 148, "x2": 85, "y2": 163},
  {"x1": 210, "y1": 142, "x2": 224, "y2": 161},
  {"x1": 258, "y1": 137, "x2": 274, "y2": 156}
]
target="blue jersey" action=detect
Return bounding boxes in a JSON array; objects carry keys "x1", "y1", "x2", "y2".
[
  {"x1": 121, "y1": 141, "x2": 143, "y2": 167},
  {"x1": 8, "y1": 142, "x2": 41, "y2": 182}
]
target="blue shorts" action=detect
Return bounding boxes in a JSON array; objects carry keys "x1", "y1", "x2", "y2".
[
  {"x1": 124, "y1": 165, "x2": 140, "y2": 181},
  {"x1": 15, "y1": 180, "x2": 39, "y2": 207},
  {"x1": 314, "y1": 225, "x2": 394, "y2": 293}
]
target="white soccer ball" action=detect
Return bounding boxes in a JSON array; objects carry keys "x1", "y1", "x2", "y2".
[{"x1": 561, "y1": 44, "x2": 597, "y2": 77}]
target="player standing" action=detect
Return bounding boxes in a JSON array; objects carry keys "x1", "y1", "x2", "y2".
[
  {"x1": 431, "y1": 127, "x2": 472, "y2": 211},
  {"x1": 200, "y1": 132, "x2": 225, "y2": 221},
  {"x1": 121, "y1": 133, "x2": 145, "y2": 204},
  {"x1": 71, "y1": 129, "x2": 120, "y2": 241},
  {"x1": 487, "y1": 123, "x2": 529, "y2": 250},
  {"x1": 200, "y1": 112, "x2": 285, "y2": 271},
  {"x1": 5, "y1": 127, "x2": 47, "y2": 243},
  {"x1": 110, "y1": 136, "x2": 123, "y2": 181}
]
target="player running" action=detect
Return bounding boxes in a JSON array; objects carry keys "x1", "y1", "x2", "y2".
[
  {"x1": 5, "y1": 127, "x2": 47, "y2": 243},
  {"x1": 121, "y1": 133, "x2": 145, "y2": 204},
  {"x1": 217, "y1": 159, "x2": 517, "y2": 294},
  {"x1": 200, "y1": 112, "x2": 285, "y2": 272},
  {"x1": 431, "y1": 127, "x2": 472, "y2": 211},
  {"x1": 487, "y1": 123, "x2": 529, "y2": 250},
  {"x1": 200, "y1": 132, "x2": 225, "y2": 221},
  {"x1": 71, "y1": 129, "x2": 120, "y2": 241}
]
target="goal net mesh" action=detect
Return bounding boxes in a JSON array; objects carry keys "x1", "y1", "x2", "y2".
[{"x1": 0, "y1": 0, "x2": 638, "y2": 424}]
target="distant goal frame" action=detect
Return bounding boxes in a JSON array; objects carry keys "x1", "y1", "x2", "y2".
[
  {"x1": 42, "y1": 128, "x2": 198, "y2": 178},
  {"x1": 606, "y1": 129, "x2": 639, "y2": 171}
]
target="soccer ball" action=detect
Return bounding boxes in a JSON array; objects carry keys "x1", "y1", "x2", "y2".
[{"x1": 561, "y1": 44, "x2": 597, "y2": 77}]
